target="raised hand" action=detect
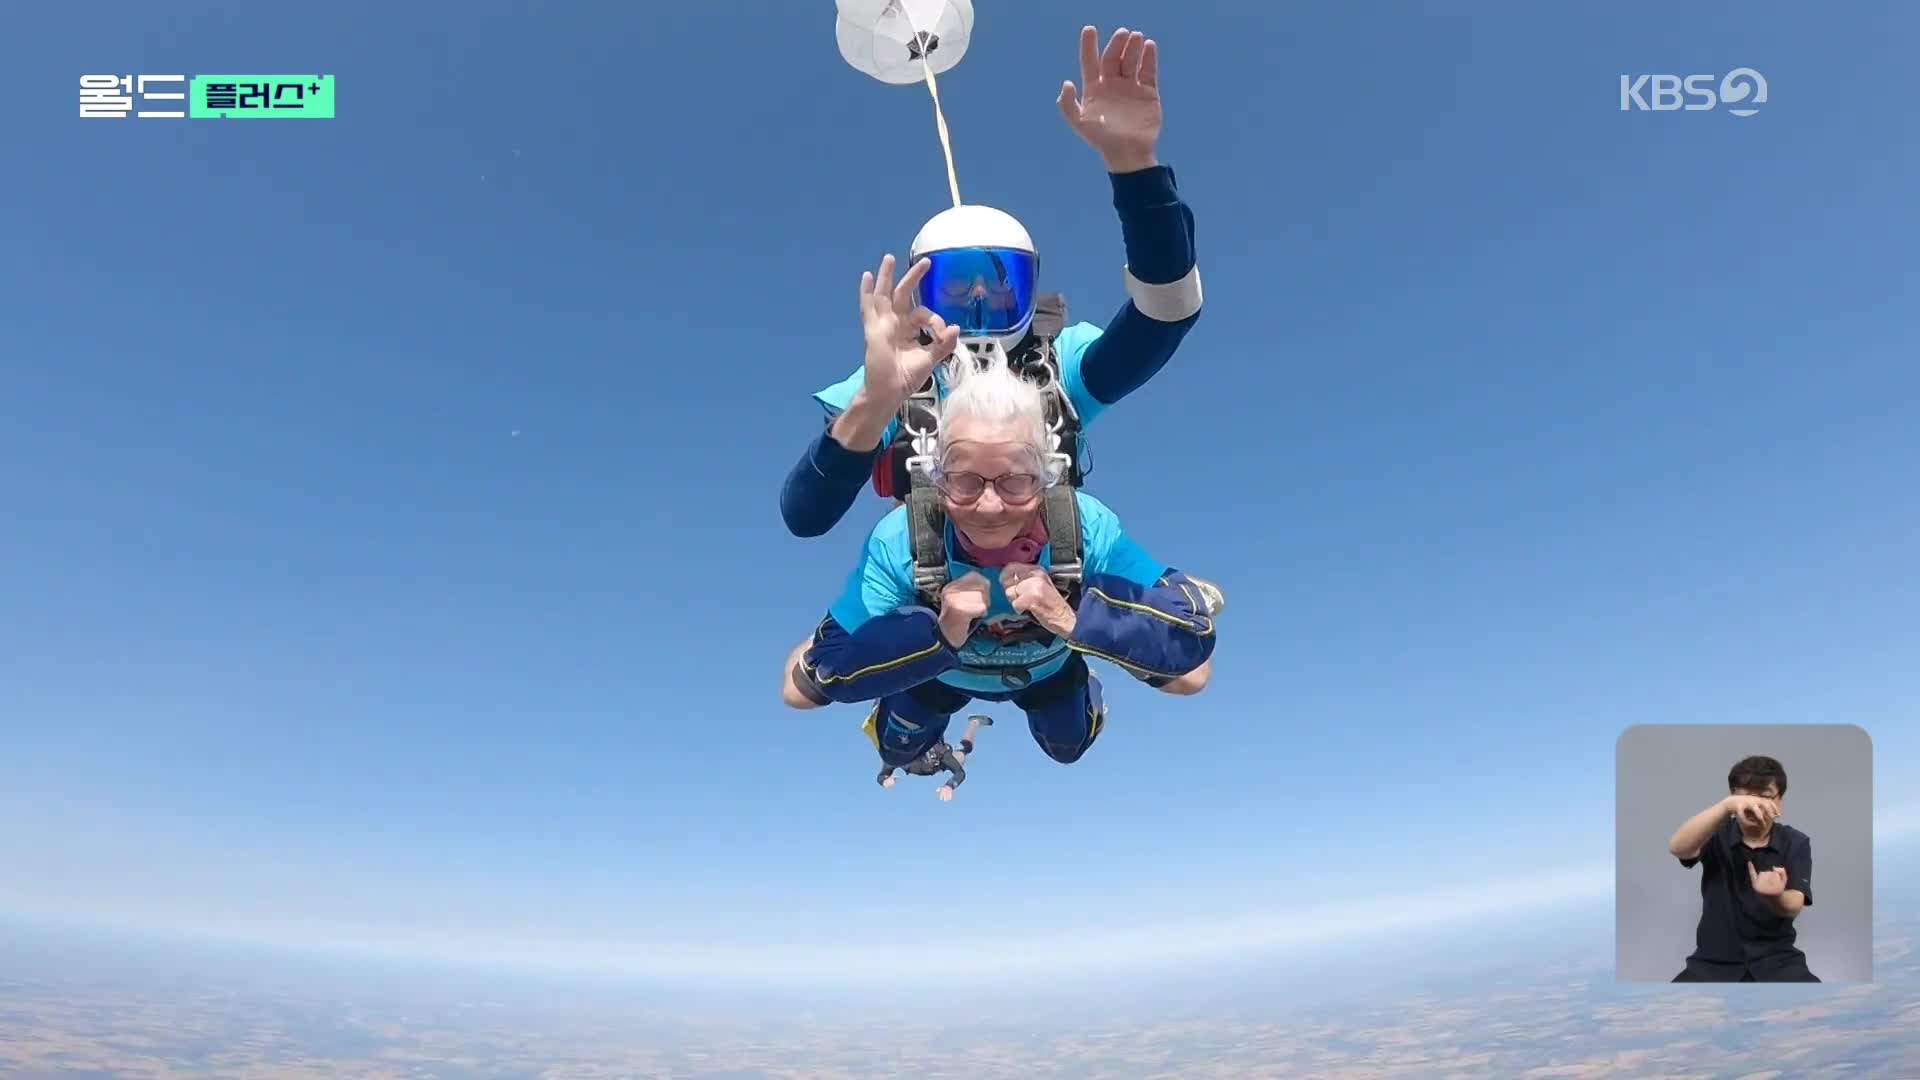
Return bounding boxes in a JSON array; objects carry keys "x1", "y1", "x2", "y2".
[
  {"x1": 859, "y1": 254, "x2": 959, "y2": 411},
  {"x1": 1057, "y1": 25, "x2": 1162, "y2": 173},
  {"x1": 1725, "y1": 794, "x2": 1779, "y2": 830}
]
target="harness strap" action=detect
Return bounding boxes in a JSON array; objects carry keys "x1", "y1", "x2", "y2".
[
  {"x1": 1040, "y1": 484, "x2": 1083, "y2": 604},
  {"x1": 908, "y1": 481, "x2": 949, "y2": 606}
]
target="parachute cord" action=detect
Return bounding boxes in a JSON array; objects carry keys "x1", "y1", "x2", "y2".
[{"x1": 894, "y1": 2, "x2": 962, "y2": 208}]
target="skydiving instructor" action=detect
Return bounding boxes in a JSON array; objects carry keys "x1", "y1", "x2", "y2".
[{"x1": 777, "y1": 23, "x2": 1206, "y2": 539}]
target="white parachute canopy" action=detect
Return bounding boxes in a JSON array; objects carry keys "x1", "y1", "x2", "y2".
[{"x1": 835, "y1": 0, "x2": 974, "y2": 85}]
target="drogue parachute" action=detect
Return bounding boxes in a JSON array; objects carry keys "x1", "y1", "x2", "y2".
[
  {"x1": 835, "y1": 0, "x2": 974, "y2": 85},
  {"x1": 833, "y1": 0, "x2": 972, "y2": 206}
]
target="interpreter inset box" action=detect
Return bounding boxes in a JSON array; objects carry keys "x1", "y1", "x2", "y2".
[{"x1": 1615, "y1": 723, "x2": 1872, "y2": 983}]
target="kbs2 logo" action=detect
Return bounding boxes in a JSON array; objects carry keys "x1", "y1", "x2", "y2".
[{"x1": 1619, "y1": 69, "x2": 1767, "y2": 117}]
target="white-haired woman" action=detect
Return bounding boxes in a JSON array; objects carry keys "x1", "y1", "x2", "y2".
[{"x1": 782, "y1": 259, "x2": 1218, "y2": 774}]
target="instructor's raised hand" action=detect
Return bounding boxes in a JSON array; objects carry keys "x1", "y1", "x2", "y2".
[
  {"x1": 1057, "y1": 25, "x2": 1163, "y2": 173},
  {"x1": 859, "y1": 253, "x2": 957, "y2": 411}
]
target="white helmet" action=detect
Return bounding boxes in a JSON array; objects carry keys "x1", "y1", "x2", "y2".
[{"x1": 908, "y1": 204, "x2": 1040, "y2": 349}]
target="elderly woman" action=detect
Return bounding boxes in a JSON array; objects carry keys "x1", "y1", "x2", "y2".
[{"x1": 781, "y1": 259, "x2": 1218, "y2": 770}]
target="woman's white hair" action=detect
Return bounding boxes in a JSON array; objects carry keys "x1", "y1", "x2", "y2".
[{"x1": 934, "y1": 348, "x2": 1059, "y2": 480}]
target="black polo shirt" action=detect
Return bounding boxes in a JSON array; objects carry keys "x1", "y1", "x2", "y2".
[{"x1": 1674, "y1": 817, "x2": 1816, "y2": 981}]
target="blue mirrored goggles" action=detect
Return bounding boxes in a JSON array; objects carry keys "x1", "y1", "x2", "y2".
[{"x1": 914, "y1": 246, "x2": 1039, "y2": 338}]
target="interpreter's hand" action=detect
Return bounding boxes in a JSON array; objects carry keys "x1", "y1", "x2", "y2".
[
  {"x1": 1057, "y1": 26, "x2": 1162, "y2": 174},
  {"x1": 859, "y1": 253, "x2": 958, "y2": 411},
  {"x1": 938, "y1": 572, "x2": 992, "y2": 647},
  {"x1": 936, "y1": 784, "x2": 955, "y2": 802},
  {"x1": 1002, "y1": 563, "x2": 1076, "y2": 637},
  {"x1": 1749, "y1": 863, "x2": 1789, "y2": 897},
  {"x1": 881, "y1": 775, "x2": 896, "y2": 789},
  {"x1": 1724, "y1": 794, "x2": 1779, "y2": 829}
]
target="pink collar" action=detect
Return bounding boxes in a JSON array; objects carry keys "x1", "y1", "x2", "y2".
[{"x1": 953, "y1": 517, "x2": 1048, "y2": 567}]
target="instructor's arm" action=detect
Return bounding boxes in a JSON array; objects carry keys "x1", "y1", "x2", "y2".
[
  {"x1": 779, "y1": 255, "x2": 954, "y2": 537},
  {"x1": 1057, "y1": 27, "x2": 1204, "y2": 411},
  {"x1": 780, "y1": 402, "x2": 888, "y2": 539}
]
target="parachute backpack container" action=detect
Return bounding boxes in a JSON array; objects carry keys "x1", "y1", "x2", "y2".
[{"x1": 834, "y1": 0, "x2": 974, "y2": 208}]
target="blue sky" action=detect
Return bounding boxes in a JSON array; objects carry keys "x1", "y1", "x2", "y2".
[{"x1": 2, "y1": 2, "x2": 1915, "y2": 986}]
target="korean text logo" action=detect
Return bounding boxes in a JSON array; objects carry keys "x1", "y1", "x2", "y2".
[{"x1": 79, "y1": 75, "x2": 336, "y2": 119}]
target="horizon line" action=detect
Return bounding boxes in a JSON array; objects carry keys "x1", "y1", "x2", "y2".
[{"x1": 4, "y1": 804, "x2": 1914, "y2": 985}]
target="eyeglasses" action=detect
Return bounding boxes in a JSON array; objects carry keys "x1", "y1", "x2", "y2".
[{"x1": 932, "y1": 468, "x2": 1044, "y2": 505}]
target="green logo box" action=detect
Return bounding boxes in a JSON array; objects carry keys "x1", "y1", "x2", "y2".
[{"x1": 189, "y1": 75, "x2": 334, "y2": 118}]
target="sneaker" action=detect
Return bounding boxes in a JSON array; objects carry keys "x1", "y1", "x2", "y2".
[{"x1": 1186, "y1": 574, "x2": 1226, "y2": 617}]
